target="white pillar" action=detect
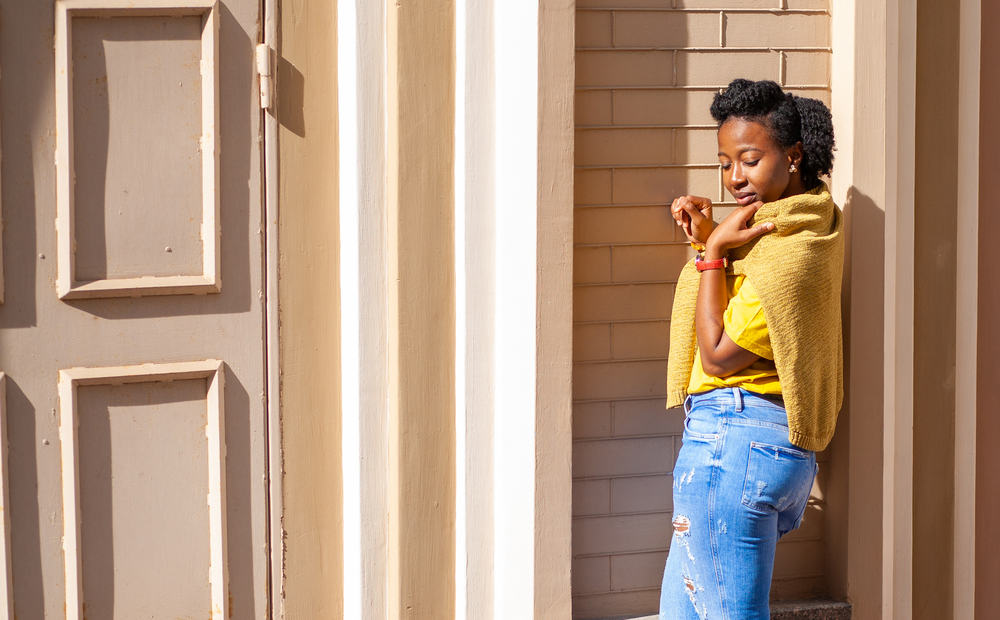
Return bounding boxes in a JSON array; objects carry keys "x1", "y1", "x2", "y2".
[{"x1": 457, "y1": 0, "x2": 573, "y2": 617}]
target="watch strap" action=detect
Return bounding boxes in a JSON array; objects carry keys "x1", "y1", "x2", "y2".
[{"x1": 695, "y1": 256, "x2": 728, "y2": 272}]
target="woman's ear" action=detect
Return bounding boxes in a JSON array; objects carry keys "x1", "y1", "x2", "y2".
[{"x1": 787, "y1": 141, "x2": 804, "y2": 167}]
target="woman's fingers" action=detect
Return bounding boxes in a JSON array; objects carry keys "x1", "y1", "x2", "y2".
[
  {"x1": 738, "y1": 200, "x2": 764, "y2": 222},
  {"x1": 745, "y1": 221, "x2": 775, "y2": 239},
  {"x1": 680, "y1": 200, "x2": 706, "y2": 225},
  {"x1": 734, "y1": 210, "x2": 774, "y2": 244},
  {"x1": 670, "y1": 198, "x2": 684, "y2": 226},
  {"x1": 671, "y1": 196, "x2": 712, "y2": 223}
]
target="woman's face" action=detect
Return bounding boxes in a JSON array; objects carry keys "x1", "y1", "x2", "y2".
[{"x1": 717, "y1": 117, "x2": 802, "y2": 206}]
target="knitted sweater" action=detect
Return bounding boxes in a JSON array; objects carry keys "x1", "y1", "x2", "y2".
[{"x1": 666, "y1": 184, "x2": 844, "y2": 451}]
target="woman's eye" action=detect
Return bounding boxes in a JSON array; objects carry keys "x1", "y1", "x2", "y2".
[
  {"x1": 744, "y1": 159, "x2": 760, "y2": 167},
  {"x1": 720, "y1": 163, "x2": 731, "y2": 171}
]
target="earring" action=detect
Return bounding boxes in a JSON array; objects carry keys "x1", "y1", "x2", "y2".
[{"x1": 789, "y1": 163, "x2": 797, "y2": 173}]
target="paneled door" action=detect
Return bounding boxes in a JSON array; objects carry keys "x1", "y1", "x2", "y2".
[{"x1": 0, "y1": 1, "x2": 269, "y2": 618}]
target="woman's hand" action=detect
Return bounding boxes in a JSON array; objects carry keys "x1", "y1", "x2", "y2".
[
  {"x1": 669, "y1": 195, "x2": 714, "y2": 245},
  {"x1": 704, "y1": 201, "x2": 774, "y2": 257}
]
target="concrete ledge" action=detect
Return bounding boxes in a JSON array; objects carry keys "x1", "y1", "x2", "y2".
[
  {"x1": 587, "y1": 599, "x2": 852, "y2": 620},
  {"x1": 770, "y1": 599, "x2": 852, "y2": 620}
]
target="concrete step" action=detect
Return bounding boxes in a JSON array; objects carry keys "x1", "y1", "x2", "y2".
[{"x1": 586, "y1": 599, "x2": 852, "y2": 620}]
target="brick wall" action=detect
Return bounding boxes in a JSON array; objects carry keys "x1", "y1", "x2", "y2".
[{"x1": 572, "y1": 2, "x2": 832, "y2": 617}]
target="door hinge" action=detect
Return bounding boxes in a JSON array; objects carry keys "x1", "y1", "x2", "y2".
[{"x1": 256, "y1": 43, "x2": 273, "y2": 110}]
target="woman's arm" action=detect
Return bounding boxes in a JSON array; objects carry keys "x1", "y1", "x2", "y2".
[{"x1": 696, "y1": 202, "x2": 774, "y2": 377}]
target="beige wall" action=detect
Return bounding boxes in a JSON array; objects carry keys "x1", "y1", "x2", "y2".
[
  {"x1": 277, "y1": 0, "x2": 344, "y2": 616},
  {"x1": 386, "y1": 1, "x2": 457, "y2": 617},
  {"x1": 912, "y1": 1, "x2": 958, "y2": 617},
  {"x1": 571, "y1": 2, "x2": 833, "y2": 616},
  {"x1": 976, "y1": 0, "x2": 999, "y2": 615}
]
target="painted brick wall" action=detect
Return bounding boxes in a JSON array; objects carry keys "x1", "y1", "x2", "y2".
[{"x1": 571, "y1": 2, "x2": 832, "y2": 617}]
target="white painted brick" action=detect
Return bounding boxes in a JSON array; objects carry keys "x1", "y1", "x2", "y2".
[
  {"x1": 784, "y1": 50, "x2": 831, "y2": 86},
  {"x1": 577, "y1": 50, "x2": 674, "y2": 87},
  {"x1": 612, "y1": 475, "x2": 673, "y2": 513},
  {"x1": 676, "y1": 50, "x2": 779, "y2": 86},
  {"x1": 576, "y1": 90, "x2": 613, "y2": 125},
  {"x1": 610, "y1": 551, "x2": 668, "y2": 590},
  {"x1": 572, "y1": 512, "x2": 671, "y2": 555},
  {"x1": 673, "y1": 126, "x2": 720, "y2": 164},
  {"x1": 575, "y1": 168, "x2": 613, "y2": 205},
  {"x1": 725, "y1": 12, "x2": 830, "y2": 48},
  {"x1": 575, "y1": 245, "x2": 613, "y2": 283},
  {"x1": 575, "y1": 206, "x2": 676, "y2": 245},
  {"x1": 613, "y1": 11, "x2": 719, "y2": 48},
  {"x1": 610, "y1": 319, "x2": 670, "y2": 359},
  {"x1": 574, "y1": 322, "x2": 612, "y2": 361},
  {"x1": 577, "y1": 10, "x2": 613, "y2": 47},
  {"x1": 614, "y1": 398, "x2": 683, "y2": 435},
  {"x1": 574, "y1": 401, "x2": 613, "y2": 438},
  {"x1": 574, "y1": 479, "x2": 612, "y2": 516},
  {"x1": 578, "y1": 0, "x2": 670, "y2": 6},
  {"x1": 573, "y1": 437, "x2": 673, "y2": 478},
  {"x1": 573, "y1": 359, "x2": 666, "y2": 401},
  {"x1": 676, "y1": 0, "x2": 775, "y2": 6},
  {"x1": 612, "y1": 244, "x2": 690, "y2": 283},
  {"x1": 576, "y1": 128, "x2": 673, "y2": 167},
  {"x1": 572, "y1": 556, "x2": 612, "y2": 594},
  {"x1": 574, "y1": 282, "x2": 674, "y2": 322},
  {"x1": 572, "y1": 589, "x2": 660, "y2": 619},
  {"x1": 613, "y1": 89, "x2": 717, "y2": 125},
  {"x1": 787, "y1": 0, "x2": 829, "y2": 8},
  {"x1": 613, "y1": 167, "x2": 719, "y2": 205},
  {"x1": 772, "y1": 540, "x2": 825, "y2": 580}
]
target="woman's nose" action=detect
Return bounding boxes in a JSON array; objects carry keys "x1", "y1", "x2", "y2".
[{"x1": 729, "y1": 164, "x2": 746, "y2": 186}]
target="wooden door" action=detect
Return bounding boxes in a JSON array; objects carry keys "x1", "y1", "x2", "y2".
[{"x1": 0, "y1": 1, "x2": 268, "y2": 617}]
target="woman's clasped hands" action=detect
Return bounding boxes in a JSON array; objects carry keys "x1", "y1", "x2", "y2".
[{"x1": 669, "y1": 195, "x2": 774, "y2": 257}]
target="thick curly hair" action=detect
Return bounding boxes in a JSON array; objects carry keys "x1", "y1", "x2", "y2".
[{"x1": 710, "y1": 79, "x2": 834, "y2": 189}]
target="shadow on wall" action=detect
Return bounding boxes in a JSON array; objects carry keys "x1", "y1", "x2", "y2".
[
  {"x1": 822, "y1": 183, "x2": 885, "y2": 604},
  {"x1": 572, "y1": 6, "x2": 701, "y2": 619},
  {"x1": 276, "y1": 53, "x2": 306, "y2": 138}
]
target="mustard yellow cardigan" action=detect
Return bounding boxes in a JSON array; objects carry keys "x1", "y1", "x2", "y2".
[{"x1": 666, "y1": 184, "x2": 844, "y2": 451}]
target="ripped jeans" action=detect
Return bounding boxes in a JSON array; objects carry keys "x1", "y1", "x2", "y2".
[{"x1": 659, "y1": 388, "x2": 817, "y2": 620}]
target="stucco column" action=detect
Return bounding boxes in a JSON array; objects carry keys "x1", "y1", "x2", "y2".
[
  {"x1": 385, "y1": 2, "x2": 458, "y2": 618},
  {"x1": 457, "y1": 1, "x2": 574, "y2": 617},
  {"x1": 337, "y1": 1, "x2": 572, "y2": 617}
]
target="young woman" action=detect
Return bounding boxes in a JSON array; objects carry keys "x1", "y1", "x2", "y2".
[{"x1": 658, "y1": 79, "x2": 843, "y2": 619}]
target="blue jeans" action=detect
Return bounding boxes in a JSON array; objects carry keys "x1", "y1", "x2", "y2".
[{"x1": 659, "y1": 388, "x2": 817, "y2": 619}]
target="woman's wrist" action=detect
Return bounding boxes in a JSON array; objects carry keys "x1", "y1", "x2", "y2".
[{"x1": 703, "y1": 242, "x2": 727, "y2": 261}]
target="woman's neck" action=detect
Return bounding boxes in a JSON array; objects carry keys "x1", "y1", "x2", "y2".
[{"x1": 779, "y1": 177, "x2": 808, "y2": 199}]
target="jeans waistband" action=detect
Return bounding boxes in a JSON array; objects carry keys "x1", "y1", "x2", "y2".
[{"x1": 685, "y1": 387, "x2": 784, "y2": 415}]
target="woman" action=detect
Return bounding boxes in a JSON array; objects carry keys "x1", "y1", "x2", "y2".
[{"x1": 659, "y1": 79, "x2": 843, "y2": 619}]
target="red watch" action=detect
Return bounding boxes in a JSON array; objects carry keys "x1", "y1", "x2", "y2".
[{"x1": 695, "y1": 256, "x2": 728, "y2": 272}]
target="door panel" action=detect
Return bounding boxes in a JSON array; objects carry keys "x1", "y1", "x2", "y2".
[
  {"x1": 0, "y1": 1, "x2": 266, "y2": 618},
  {"x1": 75, "y1": 376, "x2": 215, "y2": 619}
]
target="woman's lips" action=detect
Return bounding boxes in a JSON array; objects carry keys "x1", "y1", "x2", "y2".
[{"x1": 735, "y1": 192, "x2": 758, "y2": 206}]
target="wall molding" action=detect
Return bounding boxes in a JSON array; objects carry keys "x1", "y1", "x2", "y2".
[
  {"x1": 57, "y1": 360, "x2": 227, "y2": 620},
  {"x1": 54, "y1": 0, "x2": 220, "y2": 299}
]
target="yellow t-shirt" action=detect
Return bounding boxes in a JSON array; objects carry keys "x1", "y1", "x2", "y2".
[{"x1": 687, "y1": 275, "x2": 782, "y2": 395}]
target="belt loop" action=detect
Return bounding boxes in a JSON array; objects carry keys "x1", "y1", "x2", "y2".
[
  {"x1": 732, "y1": 387, "x2": 744, "y2": 412},
  {"x1": 683, "y1": 395, "x2": 692, "y2": 415}
]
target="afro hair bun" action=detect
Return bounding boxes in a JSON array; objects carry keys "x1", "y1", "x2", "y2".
[{"x1": 710, "y1": 79, "x2": 834, "y2": 188}]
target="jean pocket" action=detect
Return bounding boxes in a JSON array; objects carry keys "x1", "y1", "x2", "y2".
[
  {"x1": 683, "y1": 413, "x2": 719, "y2": 441},
  {"x1": 740, "y1": 441, "x2": 814, "y2": 513}
]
